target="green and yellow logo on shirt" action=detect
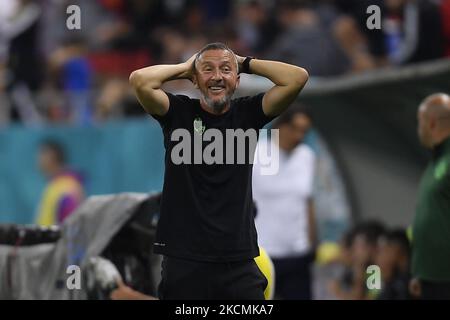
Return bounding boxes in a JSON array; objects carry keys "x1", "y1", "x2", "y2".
[
  {"x1": 193, "y1": 117, "x2": 205, "y2": 134},
  {"x1": 434, "y1": 159, "x2": 448, "y2": 180}
]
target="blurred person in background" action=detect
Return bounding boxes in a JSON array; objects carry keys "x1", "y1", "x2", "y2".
[
  {"x1": 48, "y1": 37, "x2": 93, "y2": 125},
  {"x1": 94, "y1": 77, "x2": 145, "y2": 121},
  {"x1": 441, "y1": 0, "x2": 450, "y2": 57},
  {"x1": 267, "y1": 0, "x2": 376, "y2": 77},
  {"x1": 110, "y1": 280, "x2": 158, "y2": 300},
  {"x1": 335, "y1": 0, "x2": 388, "y2": 67},
  {"x1": 329, "y1": 221, "x2": 385, "y2": 299},
  {"x1": 253, "y1": 105, "x2": 317, "y2": 300},
  {"x1": 383, "y1": 0, "x2": 444, "y2": 65},
  {"x1": 0, "y1": 0, "x2": 43, "y2": 125},
  {"x1": 410, "y1": 93, "x2": 450, "y2": 299},
  {"x1": 328, "y1": 229, "x2": 356, "y2": 298},
  {"x1": 36, "y1": 139, "x2": 85, "y2": 226},
  {"x1": 235, "y1": 0, "x2": 280, "y2": 56},
  {"x1": 267, "y1": 0, "x2": 350, "y2": 77},
  {"x1": 376, "y1": 229, "x2": 411, "y2": 300},
  {"x1": 0, "y1": 0, "x2": 17, "y2": 126}
]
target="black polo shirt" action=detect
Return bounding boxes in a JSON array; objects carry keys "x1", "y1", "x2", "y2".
[{"x1": 152, "y1": 92, "x2": 275, "y2": 262}]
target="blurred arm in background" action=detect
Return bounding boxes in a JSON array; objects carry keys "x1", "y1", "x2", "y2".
[
  {"x1": 307, "y1": 197, "x2": 318, "y2": 250},
  {"x1": 110, "y1": 280, "x2": 157, "y2": 300}
]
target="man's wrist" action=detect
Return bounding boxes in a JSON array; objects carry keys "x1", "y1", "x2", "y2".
[{"x1": 241, "y1": 57, "x2": 254, "y2": 74}]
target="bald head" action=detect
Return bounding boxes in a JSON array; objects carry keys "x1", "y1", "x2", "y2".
[{"x1": 417, "y1": 93, "x2": 450, "y2": 148}]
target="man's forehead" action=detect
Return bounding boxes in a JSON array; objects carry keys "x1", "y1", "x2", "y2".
[
  {"x1": 419, "y1": 94, "x2": 450, "y2": 116},
  {"x1": 198, "y1": 49, "x2": 235, "y2": 64}
]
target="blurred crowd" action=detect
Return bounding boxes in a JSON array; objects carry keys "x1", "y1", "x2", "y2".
[{"x1": 0, "y1": 0, "x2": 449, "y2": 126}]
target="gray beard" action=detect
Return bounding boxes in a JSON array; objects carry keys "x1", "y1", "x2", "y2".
[{"x1": 203, "y1": 93, "x2": 232, "y2": 114}]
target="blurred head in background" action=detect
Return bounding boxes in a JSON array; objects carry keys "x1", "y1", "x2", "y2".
[
  {"x1": 375, "y1": 229, "x2": 410, "y2": 282},
  {"x1": 350, "y1": 221, "x2": 385, "y2": 266},
  {"x1": 339, "y1": 228, "x2": 356, "y2": 267},
  {"x1": 38, "y1": 140, "x2": 66, "y2": 179},
  {"x1": 417, "y1": 93, "x2": 450, "y2": 149},
  {"x1": 273, "y1": 105, "x2": 312, "y2": 152},
  {"x1": 36, "y1": 139, "x2": 84, "y2": 226},
  {"x1": 384, "y1": 0, "x2": 408, "y2": 13}
]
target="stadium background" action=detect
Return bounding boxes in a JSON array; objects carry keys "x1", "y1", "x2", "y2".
[{"x1": 0, "y1": 0, "x2": 449, "y2": 300}]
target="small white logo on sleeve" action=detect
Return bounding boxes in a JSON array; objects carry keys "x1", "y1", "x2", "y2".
[{"x1": 154, "y1": 242, "x2": 166, "y2": 247}]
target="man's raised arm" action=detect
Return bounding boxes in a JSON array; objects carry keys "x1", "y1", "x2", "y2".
[
  {"x1": 238, "y1": 57, "x2": 309, "y2": 117},
  {"x1": 129, "y1": 55, "x2": 196, "y2": 116}
]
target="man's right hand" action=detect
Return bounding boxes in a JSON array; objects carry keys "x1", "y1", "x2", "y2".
[
  {"x1": 179, "y1": 54, "x2": 197, "y2": 82},
  {"x1": 130, "y1": 54, "x2": 198, "y2": 116}
]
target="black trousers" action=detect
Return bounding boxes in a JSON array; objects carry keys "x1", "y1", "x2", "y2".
[
  {"x1": 421, "y1": 280, "x2": 450, "y2": 300},
  {"x1": 272, "y1": 251, "x2": 314, "y2": 300},
  {"x1": 157, "y1": 256, "x2": 268, "y2": 300}
]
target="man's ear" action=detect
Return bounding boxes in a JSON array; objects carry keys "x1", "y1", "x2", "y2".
[
  {"x1": 235, "y1": 75, "x2": 240, "y2": 90},
  {"x1": 428, "y1": 116, "x2": 438, "y2": 133},
  {"x1": 429, "y1": 116, "x2": 437, "y2": 131},
  {"x1": 192, "y1": 74, "x2": 199, "y2": 89}
]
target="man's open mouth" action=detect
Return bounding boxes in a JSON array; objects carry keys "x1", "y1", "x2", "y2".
[{"x1": 208, "y1": 86, "x2": 225, "y2": 93}]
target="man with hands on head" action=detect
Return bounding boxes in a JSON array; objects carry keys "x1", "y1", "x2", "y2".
[{"x1": 129, "y1": 42, "x2": 308, "y2": 300}]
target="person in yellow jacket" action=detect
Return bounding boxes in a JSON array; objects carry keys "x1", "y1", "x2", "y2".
[
  {"x1": 254, "y1": 246, "x2": 275, "y2": 300},
  {"x1": 36, "y1": 140, "x2": 84, "y2": 226}
]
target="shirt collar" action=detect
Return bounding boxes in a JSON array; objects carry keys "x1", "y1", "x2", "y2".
[{"x1": 433, "y1": 135, "x2": 450, "y2": 159}]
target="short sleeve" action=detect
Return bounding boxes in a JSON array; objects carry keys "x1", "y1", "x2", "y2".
[
  {"x1": 299, "y1": 145, "x2": 316, "y2": 199},
  {"x1": 151, "y1": 92, "x2": 191, "y2": 128}
]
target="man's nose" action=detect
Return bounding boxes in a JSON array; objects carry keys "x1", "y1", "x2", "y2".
[{"x1": 211, "y1": 69, "x2": 222, "y2": 80}]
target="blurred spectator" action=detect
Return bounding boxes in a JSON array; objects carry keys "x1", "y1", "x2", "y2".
[
  {"x1": 235, "y1": 0, "x2": 280, "y2": 55},
  {"x1": 329, "y1": 229, "x2": 356, "y2": 296},
  {"x1": 49, "y1": 37, "x2": 93, "y2": 125},
  {"x1": 253, "y1": 105, "x2": 317, "y2": 300},
  {"x1": 1, "y1": 0, "x2": 449, "y2": 126},
  {"x1": 383, "y1": 0, "x2": 444, "y2": 65},
  {"x1": 154, "y1": 27, "x2": 189, "y2": 64},
  {"x1": 95, "y1": 77, "x2": 146, "y2": 120},
  {"x1": 441, "y1": 0, "x2": 450, "y2": 56},
  {"x1": 267, "y1": 1, "x2": 350, "y2": 77},
  {"x1": 110, "y1": 280, "x2": 157, "y2": 300},
  {"x1": 376, "y1": 229, "x2": 411, "y2": 300},
  {"x1": 110, "y1": 0, "x2": 168, "y2": 51},
  {"x1": 335, "y1": 0, "x2": 388, "y2": 66},
  {"x1": 329, "y1": 221, "x2": 385, "y2": 299},
  {"x1": 36, "y1": 140, "x2": 85, "y2": 226},
  {"x1": 411, "y1": 93, "x2": 450, "y2": 299}
]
